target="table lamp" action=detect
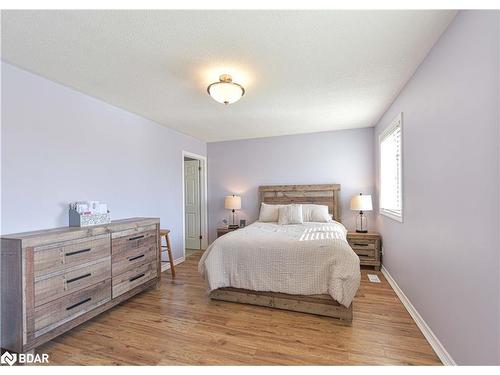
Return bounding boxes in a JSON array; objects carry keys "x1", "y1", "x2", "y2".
[
  {"x1": 224, "y1": 195, "x2": 241, "y2": 229},
  {"x1": 350, "y1": 193, "x2": 372, "y2": 233}
]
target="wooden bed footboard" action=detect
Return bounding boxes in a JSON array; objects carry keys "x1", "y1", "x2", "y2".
[{"x1": 209, "y1": 288, "x2": 353, "y2": 321}]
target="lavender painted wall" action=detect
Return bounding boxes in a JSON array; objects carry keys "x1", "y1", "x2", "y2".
[
  {"x1": 373, "y1": 11, "x2": 499, "y2": 365},
  {"x1": 207, "y1": 128, "x2": 374, "y2": 243},
  {"x1": 1, "y1": 62, "x2": 206, "y2": 261}
]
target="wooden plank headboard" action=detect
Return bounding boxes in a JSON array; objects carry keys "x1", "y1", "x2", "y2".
[{"x1": 258, "y1": 184, "x2": 341, "y2": 222}]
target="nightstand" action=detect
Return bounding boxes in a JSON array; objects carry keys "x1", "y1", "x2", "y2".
[
  {"x1": 217, "y1": 227, "x2": 239, "y2": 238},
  {"x1": 346, "y1": 231, "x2": 382, "y2": 271}
]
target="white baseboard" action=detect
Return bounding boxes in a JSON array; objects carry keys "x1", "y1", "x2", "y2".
[
  {"x1": 161, "y1": 256, "x2": 185, "y2": 272},
  {"x1": 381, "y1": 265, "x2": 456, "y2": 366}
]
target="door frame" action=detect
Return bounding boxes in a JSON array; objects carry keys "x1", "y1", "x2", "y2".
[{"x1": 182, "y1": 150, "x2": 208, "y2": 258}]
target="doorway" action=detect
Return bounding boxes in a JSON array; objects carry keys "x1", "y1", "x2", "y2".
[{"x1": 182, "y1": 151, "x2": 208, "y2": 259}]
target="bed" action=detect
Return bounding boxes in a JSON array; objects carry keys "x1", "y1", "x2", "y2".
[{"x1": 198, "y1": 184, "x2": 360, "y2": 321}]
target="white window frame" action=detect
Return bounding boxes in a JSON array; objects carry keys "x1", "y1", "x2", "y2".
[{"x1": 379, "y1": 113, "x2": 403, "y2": 223}]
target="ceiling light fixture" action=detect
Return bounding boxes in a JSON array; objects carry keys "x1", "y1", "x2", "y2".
[{"x1": 207, "y1": 74, "x2": 245, "y2": 105}]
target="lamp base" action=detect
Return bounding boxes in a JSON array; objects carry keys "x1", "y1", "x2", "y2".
[
  {"x1": 228, "y1": 224, "x2": 239, "y2": 229},
  {"x1": 355, "y1": 211, "x2": 368, "y2": 233}
]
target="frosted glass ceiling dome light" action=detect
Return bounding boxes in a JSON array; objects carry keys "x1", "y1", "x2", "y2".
[{"x1": 207, "y1": 74, "x2": 245, "y2": 105}]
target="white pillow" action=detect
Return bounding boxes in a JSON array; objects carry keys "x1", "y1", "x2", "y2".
[
  {"x1": 278, "y1": 204, "x2": 304, "y2": 225},
  {"x1": 258, "y1": 203, "x2": 283, "y2": 222},
  {"x1": 302, "y1": 204, "x2": 331, "y2": 222}
]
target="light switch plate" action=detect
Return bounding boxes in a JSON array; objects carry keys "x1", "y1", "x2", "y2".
[{"x1": 367, "y1": 274, "x2": 381, "y2": 283}]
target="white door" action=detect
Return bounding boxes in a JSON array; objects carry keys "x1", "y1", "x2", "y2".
[{"x1": 184, "y1": 159, "x2": 201, "y2": 250}]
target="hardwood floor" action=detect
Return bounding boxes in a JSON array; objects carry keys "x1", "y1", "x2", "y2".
[
  {"x1": 37, "y1": 251, "x2": 441, "y2": 365},
  {"x1": 185, "y1": 249, "x2": 199, "y2": 258}
]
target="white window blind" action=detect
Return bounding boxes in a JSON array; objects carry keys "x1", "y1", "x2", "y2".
[{"x1": 379, "y1": 113, "x2": 403, "y2": 222}]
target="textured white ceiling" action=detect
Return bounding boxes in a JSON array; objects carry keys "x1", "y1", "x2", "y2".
[{"x1": 1, "y1": 10, "x2": 456, "y2": 142}]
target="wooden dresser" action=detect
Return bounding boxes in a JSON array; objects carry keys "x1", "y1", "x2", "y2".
[{"x1": 1, "y1": 217, "x2": 160, "y2": 354}]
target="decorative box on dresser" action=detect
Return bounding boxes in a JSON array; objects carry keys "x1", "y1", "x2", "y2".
[
  {"x1": 346, "y1": 231, "x2": 382, "y2": 271},
  {"x1": 1, "y1": 217, "x2": 161, "y2": 354}
]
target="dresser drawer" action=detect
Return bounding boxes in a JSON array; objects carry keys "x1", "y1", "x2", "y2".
[
  {"x1": 34, "y1": 235, "x2": 110, "y2": 278},
  {"x1": 348, "y1": 239, "x2": 376, "y2": 258},
  {"x1": 112, "y1": 242, "x2": 157, "y2": 276},
  {"x1": 352, "y1": 247, "x2": 376, "y2": 258},
  {"x1": 348, "y1": 239, "x2": 376, "y2": 250},
  {"x1": 111, "y1": 228, "x2": 157, "y2": 256},
  {"x1": 33, "y1": 279, "x2": 111, "y2": 337},
  {"x1": 112, "y1": 260, "x2": 157, "y2": 298},
  {"x1": 34, "y1": 257, "x2": 111, "y2": 307}
]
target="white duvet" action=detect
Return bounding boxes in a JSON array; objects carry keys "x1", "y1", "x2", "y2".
[{"x1": 198, "y1": 221, "x2": 360, "y2": 307}]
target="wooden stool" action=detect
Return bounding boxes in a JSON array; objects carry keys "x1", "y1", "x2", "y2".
[{"x1": 159, "y1": 229, "x2": 176, "y2": 278}]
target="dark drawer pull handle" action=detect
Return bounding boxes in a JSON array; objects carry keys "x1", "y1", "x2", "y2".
[
  {"x1": 129, "y1": 254, "x2": 145, "y2": 262},
  {"x1": 129, "y1": 235, "x2": 144, "y2": 241},
  {"x1": 66, "y1": 297, "x2": 91, "y2": 311},
  {"x1": 66, "y1": 248, "x2": 91, "y2": 256},
  {"x1": 129, "y1": 273, "x2": 145, "y2": 282},
  {"x1": 353, "y1": 243, "x2": 369, "y2": 247},
  {"x1": 66, "y1": 273, "x2": 92, "y2": 284}
]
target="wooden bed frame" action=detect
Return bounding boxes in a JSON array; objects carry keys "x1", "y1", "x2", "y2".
[{"x1": 209, "y1": 184, "x2": 353, "y2": 322}]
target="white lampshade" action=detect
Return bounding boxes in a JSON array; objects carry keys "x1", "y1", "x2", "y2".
[
  {"x1": 207, "y1": 74, "x2": 245, "y2": 105},
  {"x1": 350, "y1": 194, "x2": 373, "y2": 211},
  {"x1": 224, "y1": 195, "x2": 241, "y2": 210}
]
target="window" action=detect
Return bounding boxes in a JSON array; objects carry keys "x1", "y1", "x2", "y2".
[{"x1": 379, "y1": 113, "x2": 403, "y2": 222}]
